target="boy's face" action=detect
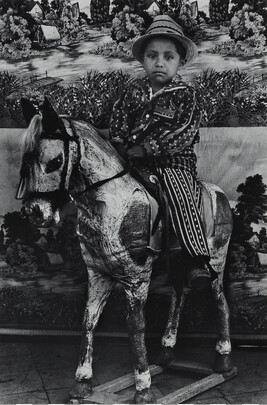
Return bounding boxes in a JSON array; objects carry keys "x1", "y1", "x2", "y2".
[{"x1": 142, "y1": 37, "x2": 182, "y2": 92}]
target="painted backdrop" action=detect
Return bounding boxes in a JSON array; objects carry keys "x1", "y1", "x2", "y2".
[
  {"x1": 0, "y1": 127, "x2": 266, "y2": 335},
  {"x1": 0, "y1": 0, "x2": 266, "y2": 335}
]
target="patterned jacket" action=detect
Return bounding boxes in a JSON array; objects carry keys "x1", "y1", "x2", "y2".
[{"x1": 109, "y1": 75, "x2": 202, "y2": 176}]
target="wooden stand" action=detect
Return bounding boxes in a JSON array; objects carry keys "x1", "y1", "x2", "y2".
[{"x1": 70, "y1": 361, "x2": 237, "y2": 404}]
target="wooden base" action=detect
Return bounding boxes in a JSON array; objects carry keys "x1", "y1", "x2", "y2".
[{"x1": 70, "y1": 362, "x2": 238, "y2": 404}]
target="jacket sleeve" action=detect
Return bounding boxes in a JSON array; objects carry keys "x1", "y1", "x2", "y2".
[
  {"x1": 109, "y1": 92, "x2": 130, "y2": 147},
  {"x1": 142, "y1": 86, "x2": 202, "y2": 158},
  {"x1": 109, "y1": 83, "x2": 144, "y2": 148}
]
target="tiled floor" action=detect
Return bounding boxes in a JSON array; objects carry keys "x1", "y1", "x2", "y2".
[{"x1": 0, "y1": 335, "x2": 266, "y2": 404}]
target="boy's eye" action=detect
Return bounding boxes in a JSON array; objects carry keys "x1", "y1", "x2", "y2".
[{"x1": 165, "y1": 55, "x2": 174, "y2": 60}]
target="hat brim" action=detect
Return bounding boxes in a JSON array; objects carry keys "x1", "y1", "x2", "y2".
[{"x1": 132, "y1": 32, "x2": 198, "y2": 67}]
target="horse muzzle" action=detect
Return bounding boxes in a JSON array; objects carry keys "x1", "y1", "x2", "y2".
[{"x1": 23, "y1": 198, "x2": 60, "y2": 228}]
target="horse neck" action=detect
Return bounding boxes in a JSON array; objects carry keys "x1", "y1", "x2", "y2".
[{"x1": 74, "y1": 120, "x2": 124, "y2": 185}]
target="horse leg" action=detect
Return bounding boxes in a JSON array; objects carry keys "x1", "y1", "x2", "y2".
[
  {"x1": 70, "y1": 271, "x2": 115, "y2": 399},
  {"x1": 124, "y1": 281, "x2": 156, "y2": 404},
  {"x1": 211, "y1": 273, "x2": 233, "y2": 373},
  {"x1": 158, "y1": 287, "x2": 187, "y2": 366}
]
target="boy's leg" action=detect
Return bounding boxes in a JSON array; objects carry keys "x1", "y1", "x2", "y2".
[{"x1": 161, "y1": 168, "x2": 214, "y2": 289}]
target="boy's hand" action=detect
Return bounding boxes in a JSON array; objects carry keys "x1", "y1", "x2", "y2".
[
  {"x1": 127, "y1": 145, "x2": 147, "y2": 159},
  {"x1": 112, "y1": 142, "x2": 127, "y2": 159}
]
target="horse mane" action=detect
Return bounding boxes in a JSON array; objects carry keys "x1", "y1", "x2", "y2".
[{"x1": 22, "y1": 114, "x2": 43, "y2": 154}]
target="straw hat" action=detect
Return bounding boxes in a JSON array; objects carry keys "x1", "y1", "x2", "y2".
[{"x1": 132, "y1": 15, "x2": 198, "y2": 66}]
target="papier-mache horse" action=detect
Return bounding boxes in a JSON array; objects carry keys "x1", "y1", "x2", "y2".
[{"x1": 17, "y1": 97, "x2": 234, "y2": 404}]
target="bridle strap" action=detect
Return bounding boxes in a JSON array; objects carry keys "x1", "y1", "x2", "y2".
[{"x1": 71, "y1": 161, "x2": 132, "y2": 200}]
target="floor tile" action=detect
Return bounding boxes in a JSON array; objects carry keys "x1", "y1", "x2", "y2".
[
  {"x1": 38, "y1": 366, "x2": 77, "y2": 390},
  {"x1": 0, "y1": 369, "x2": 44, "y2": 396},
  {"x1": 0, "y1": 342, "x2": 31, "y2": 357},
  {"x1": 186, "y1": 397, "x2": 230, "y2": 404},
  {"x1": 226, "y1": 390, "x2": 267, "y2": 404},
  {"x1": 153, "y1": 370, "x2": 196, "y2": 396},
  {"x1": 0, "y1": 354, "x2": 36, "y2": 377},
  {"x1": 30, "y1": 342, "x2": 80, "y2": 372},
  {"x1": 0, "y1": 339, "x2": 266, "y2": 404},
  {"x1": 0, "y1": 389, "x2": 48, "y2": 404},
  {"x1": 92, "y1": 344, "x2": 133, "y2": 385},
  {"x1": 46, "y1": 387, "x2": 74, "y2": 404},
  {"x1": 218, "y1": 366, "x2": 267, "y2": 395}
]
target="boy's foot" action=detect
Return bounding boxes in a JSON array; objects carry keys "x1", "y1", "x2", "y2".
[{"x1": 187, "y1": 265, "x2": 212, "y2": 290}]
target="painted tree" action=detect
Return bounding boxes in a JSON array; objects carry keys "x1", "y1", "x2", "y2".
[
  {"x1": 259, "y1": 227, "x2": 267, "y2": 247},
  {"x1": 157, "y1": 0, "x2": 201, "y2": 39},
  {"x1": 49, "y1": 0, "x2": 79, "y2": 37},
  {"x1": 179, "y1": 0, "x2": 199, "y2": 38},
  {"x1": 111, "y1": 0, "x2": 146, "y2": 16},
  {"x1": 90, "y1": 0, "x2": 110, "y2": 24},
  {"x1": 229, "y1": 4, "x2": 266, "y2": 52},
  {"x1": 157, "y1": 0, "x2": 183, "y2": 19},
  {"x1": 228, "y1": 174, "x2": 267, "y2": 276},
  {"x1": 0, "y1": 0, "x2": 33, "y2": 15},
  {"x1": 209, "y1": 0, "x2": 229, "y2": 22},
  {"x1": 60, "y1": 0, "x2": 79, "y2": 36},
  {"x1": 231, "y1": 0, "x2": 267, "y2": 19},
  {"x1": 55, "y1": 218, "x2": 83, "y2": 264},
  {"x1": 50, "y1": 0, "x2": 62, "y2": 15},
  {"x1": 40, "y1": 0, "x2": 50, "y2": 14},
  {"x1": 111, "y1": 0, "x2": 152, "y2": 28},
  {"x1": 111, "y1": 5, "x2": 145, "y2": 43},
  {"x1": 235, "y1": 174, "x2": 267, "y2": 224},
  {"x1": 0, "y1": 8, "x2": 32, "y2": 59},
  {"x1": 5, "y1": 239, "x2": 38, "y2": 275},
  {"x1": 2, "y1": 211, "x2": 40, "y2": 246}
]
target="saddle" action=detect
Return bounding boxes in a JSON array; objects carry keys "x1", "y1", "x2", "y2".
[{"x1": 130, "y1": 165, "x2": 215, "y2": 254}]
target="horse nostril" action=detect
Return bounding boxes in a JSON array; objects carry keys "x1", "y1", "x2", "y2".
[
  {"x1": 21, "y1": 206, "x2": 27, "y2": 217},
  {"x1": 32, "y1": 204, "x2": 43, "y2": 219}
]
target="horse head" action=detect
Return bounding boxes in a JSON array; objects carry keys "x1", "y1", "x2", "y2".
[
  {"x1": 17, "y1": 98, "x2": 125, "y2": 228},
  {"x1": 17, "y1": 98, "x2": 79, "y2": 227}
]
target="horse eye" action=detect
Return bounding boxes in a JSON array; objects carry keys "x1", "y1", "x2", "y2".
[{"x1": 45, "y1": 153, "x2": 63, "y2": 174}]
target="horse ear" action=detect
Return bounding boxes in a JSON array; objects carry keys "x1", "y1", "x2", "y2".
[
  {"x1": 21, "y1": 98, "x2": 39, "y2": 125},
  {"x1": 42, "y1": 97, "x2": 62, "y2": 134}
]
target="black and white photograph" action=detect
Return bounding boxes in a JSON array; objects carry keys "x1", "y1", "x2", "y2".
[{"x1": 0, "y1": 0, "x2": 266, "y2": 403}]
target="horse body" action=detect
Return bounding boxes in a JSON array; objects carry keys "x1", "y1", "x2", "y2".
[{"x1": 18, "y1": 98, "x2": 234, "y2": 403}]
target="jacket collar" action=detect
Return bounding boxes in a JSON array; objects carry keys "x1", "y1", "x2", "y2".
[{"x1": 140, "y1": 75, "x2": 186, "y2": 100}]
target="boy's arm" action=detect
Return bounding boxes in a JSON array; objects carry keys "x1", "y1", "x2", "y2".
[
  {"x1": 109, "y1": 95, "x2": 129, "y2": 146},
  {"x1": 142, "y1": 87, "x2": 202, "y2": 158},
  {"x1": 109, "y1": 93, "x2": 131, "y2": 159}
]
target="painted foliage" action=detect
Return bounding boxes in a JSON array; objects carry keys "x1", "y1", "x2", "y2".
[{"x1": 0, "y1": 0, "x2": 266, "y2": 335}]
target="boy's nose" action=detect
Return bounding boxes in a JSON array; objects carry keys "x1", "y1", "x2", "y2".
[{"x1": 155, "y1": 57, "x2": 164, "y2": 67}]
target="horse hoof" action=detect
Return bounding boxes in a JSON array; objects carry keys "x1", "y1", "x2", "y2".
[
  {"x1": 134, "y1": 388, "x2": 157, "y2": 404},
  {"x1": 157, "y1": 346, "x2": 175, "y2": 367},
  {"x1": 212, "y1": 353, "x2": 234, "y2": 373},
  {"x1": 69, "y1": 379, "x2": 92, "y2": 400}
]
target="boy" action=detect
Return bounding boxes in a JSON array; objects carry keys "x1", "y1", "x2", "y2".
[{"x1": 110, "y1": 15, "x2": 214, "y2": 289}]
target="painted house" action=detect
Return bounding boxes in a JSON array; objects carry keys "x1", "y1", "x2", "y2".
[
  {"x1": 45, "y1": 252, "x2": 64, "y2": 269},
  {"x1": 28, "y1": 1, "x2": 44, "y2": 20},
  {"x1": 247, "y1": 233, "x2": 261, "y2": 250},
  {"x1": 258, "y1": 252, "x2": 267, "y2": 266},
  {"x1": 72, "y1": 2, "x2": 80, "y2": 20},
  {"x1": 35, "y1": 25, "x2": 61, "y2": 45},
  {"x1": 191, "y1": 1, "x2": 199, "y2": 18},
  {"x1": 145, "y1": 0, "x2": 161, "y2": 16}
]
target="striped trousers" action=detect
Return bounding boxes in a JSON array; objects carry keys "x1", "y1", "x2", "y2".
[{"x1": 157, "y1": 168, "x2": 210, "y2": 258}]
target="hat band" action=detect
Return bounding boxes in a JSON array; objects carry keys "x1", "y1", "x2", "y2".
[{"x1": 147, "y1": 23, "x2": 184, "y2": 37}]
